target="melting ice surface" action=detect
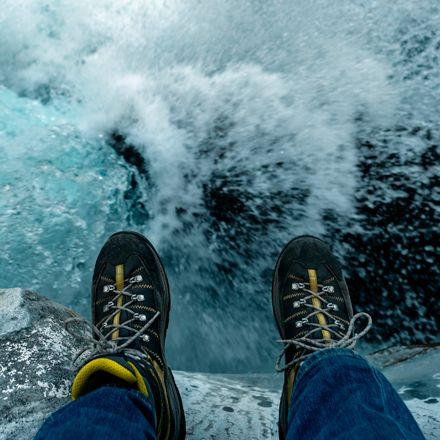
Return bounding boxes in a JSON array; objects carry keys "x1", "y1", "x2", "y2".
[{"x1": 0, "y1": 1, "x2": 439, "y2": 372}]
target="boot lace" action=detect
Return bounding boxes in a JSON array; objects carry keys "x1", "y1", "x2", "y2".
[
  {"x1": 276, "y1": 282, "x2": 372, "y2": 372},
  {"x1": 65, "y1": 275, "x2": 159, "y2": 368}
]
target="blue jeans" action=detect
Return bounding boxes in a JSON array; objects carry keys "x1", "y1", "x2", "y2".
[
  {"x1": 287, "y1": 348, "x2": 425, "y2": 440},
  {"x1": 34, "y1": 349, "x2": 425, "y2": 440}
]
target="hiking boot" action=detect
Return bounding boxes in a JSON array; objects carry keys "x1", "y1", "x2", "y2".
[
  {"x1": 68, "y1": 231, "x2": 185, "y2": 440},
  {"x1": 272, "y1": 235, "x2": 371, "y2": 440}
]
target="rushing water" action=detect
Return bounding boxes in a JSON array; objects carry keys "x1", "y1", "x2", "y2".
[{"x1": 0, "y1": 1, "x2": 438, "y2": 373}]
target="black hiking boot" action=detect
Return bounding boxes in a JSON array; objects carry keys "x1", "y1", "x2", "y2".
[
  {"x1": 69, "y1": 231, "x2": 185, "y2": 440},
  {"x1": 272, "y1": 235, "x2": 371, "y2": 440}
]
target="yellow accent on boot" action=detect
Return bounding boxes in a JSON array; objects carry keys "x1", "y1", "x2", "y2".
[
  {"x1": 112, "y1": 264, "x2": 125, "y2": 340},
  {"x1": 72, "y1": 358, "x2": 136, "y2": 399},
  {"x1": 71, "y1": 357, "x2": 150, "y2": 400},
  {"x1": 127, "y1": 361, "x2": 149, "y2": 395},
  {"x1": 308, "y1": 269, "x2": 331, "y2": 340},
  {"x1": 286, "y1": 364, "x2": 299, "y2": 405},
  {"x1": 150, "y1": 358, "x2": 171, "y2": 440}
]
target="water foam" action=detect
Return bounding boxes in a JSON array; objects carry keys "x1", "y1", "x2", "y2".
[{"x1": 0, "y1": 0, "x2": 437, "y2": 371}]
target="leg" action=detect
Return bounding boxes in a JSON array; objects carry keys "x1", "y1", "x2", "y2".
[
  {"x1": 272, "y1": 236, "x2": 425, "y2": 439},
  {"x1": 286, "y1": 348, "x2": 425, "y2": 440},
  {"x1": 35, "y1": 232, "x2": 185, "y2": 440},
  {"x1": 34, "y1": 386, "x2": 156, "y2": 440}
]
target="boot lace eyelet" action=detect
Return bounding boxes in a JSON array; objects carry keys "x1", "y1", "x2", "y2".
[
  {"x1": 334, "y1": 319, "x2": 344, "y2": 330},
  {"x1": 134, "y1": 313, "x2": 147, "y2": 322},
  {"x1": 295, "y1": 317, "x2": 309, "y2": 328},
  {"x1": 103, "y1": 284, "x2": 115, "y2": 293},
  {"x1": 293, "y1": 298, "x2": 307, "y2": 308},
  {"x1": 103, "y1": 301, "x2": 114, "y2": 312},
  {"x1": 129, "y1": 275, "x2": 143, "y2": 284}
]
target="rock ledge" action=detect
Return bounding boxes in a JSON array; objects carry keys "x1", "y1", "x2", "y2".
[{"x1": 0, "y1": 289, "x2": 438, "y2": 440}]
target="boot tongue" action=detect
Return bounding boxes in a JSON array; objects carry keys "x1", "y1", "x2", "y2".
[
  {"x1": 292, "y1": 262, "x2": 335, "y2": 339},
  {"x1": 282, "y1": 262, "x2": 335, "y2": 366},
  {"x1": 110, "y1": 257, "x2": 162, "y2": 357},
  {"x1": 306, "y1": 267, "x2": 333, "y2": 342}
]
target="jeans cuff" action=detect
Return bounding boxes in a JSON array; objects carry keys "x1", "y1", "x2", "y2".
[{"x1": 294, "y1": 348, "x2": 364, "y2": 384}]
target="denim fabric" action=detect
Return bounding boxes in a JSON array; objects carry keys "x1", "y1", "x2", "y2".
[
  {"x1": 34, "y1": 385, "x2": 156, "y2": 440},
  {"x1": 287, "y1": 348, "x2": 426, "y2": 440},
  {"x1": 34, "y1": 349, "x2": 425, "y2": 440}
]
